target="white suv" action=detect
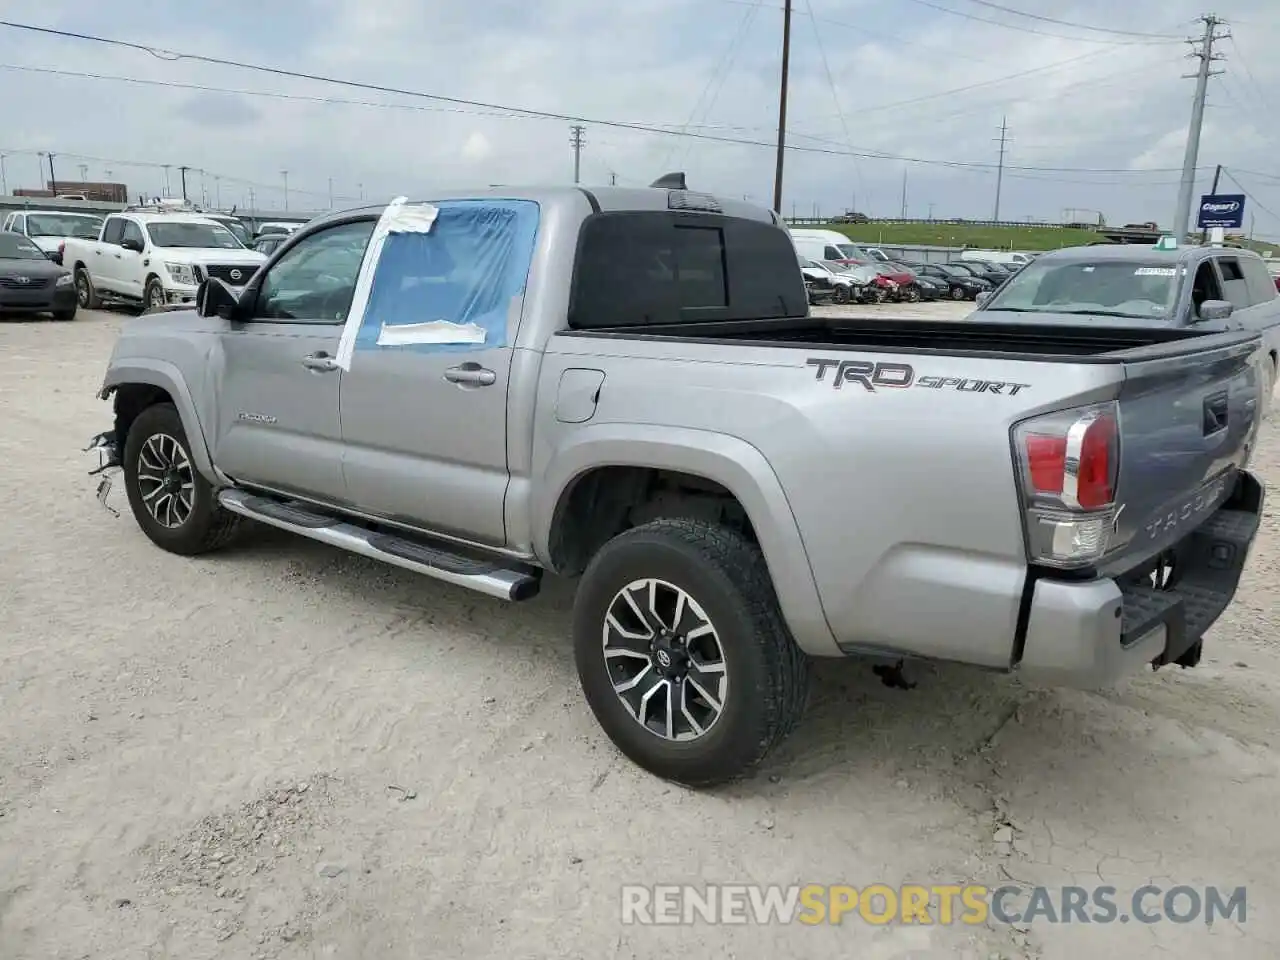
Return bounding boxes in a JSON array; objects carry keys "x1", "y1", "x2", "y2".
[{"x1": 62, "y1": 209, "x2": 267, "y2": 311}]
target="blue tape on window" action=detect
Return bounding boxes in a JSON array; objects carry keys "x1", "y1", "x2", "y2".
[{"x1": 354, "y1": 199, "x2": 540, "y2": 353}]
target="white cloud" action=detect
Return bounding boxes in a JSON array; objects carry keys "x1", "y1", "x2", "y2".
[{"x1": 0, "y1": 0, "x2": 1277, "y2": 234}]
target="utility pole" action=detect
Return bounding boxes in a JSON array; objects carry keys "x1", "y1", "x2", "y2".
[
  {"x1": 36, "y1": 152, "x2": 45, "y2": 190},
  {"x1": 47, "y1": 153, "x2": 57, "y2": 195},
  {"x1": 214, "y1": 175, "x2": 221, "y2": 208},
  {"x1": 993, "y1": 115, "x2": 1009, "y2": 222},
  {"x1": 1199, "y1": 162, "x2": 1223, "y2": 242},
  {"x1": 358, "y1": 183, "x2": 364, "y2": 201},
  {"x1": 0, "y1": 155, "x2": 7, "y2": 195},
  {"x1": 609, "y1": 171, "x2": 618, "y2": 186},
  {"x1": 569, "y1": 125, "x2": 586, "y2": 184},
  {"x1": 1174, "y1": 14, "x2": 1228, "y2": 240},
  {"x1": 248, "y1": 187, "x2": 255, "y2": 209},
  {"x1": 928, "y1": 201, "x2": 935, "y2": 221},
  {"x1": 772, "y1": 0, "x2": 793, "y2": 214},
  {"x1": 900, "y1": 168, "x2": 907, "y2": 219},
  {"x1": 328, "y1": 177, "x2": 334, "y2": 209},
  {"x1": 162, "y1": 165, "x2": 171, "y2": 197},
  {"x1": 281, "y1": 170, "x2": 289, "y2": 211},
  {"x1": 77, "y1": 163, "x2": 88, "y2": 181},
  {"x1": 179, "y1": 165, "x2": 190, "y2": 201}
]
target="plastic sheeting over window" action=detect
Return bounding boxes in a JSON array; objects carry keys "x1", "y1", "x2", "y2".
[{"x1": 351, "y1": 199, "x2": 540, "y2": 355}]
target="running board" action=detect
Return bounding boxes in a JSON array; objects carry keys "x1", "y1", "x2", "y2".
[{"x1": 217, "y1": 489, "x2": 540, "y2": 601}]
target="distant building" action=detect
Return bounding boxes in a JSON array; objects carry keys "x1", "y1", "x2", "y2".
[{"x1": 14, "y1": 180, "x2": 129, "y2": 203}]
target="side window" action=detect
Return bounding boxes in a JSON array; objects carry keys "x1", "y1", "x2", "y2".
[
  {"x1": 253, "y1": 220, "x2": 376, "y2": 323},
  {"x1": 121, "y1": 221, "x2": 145, "y2": 249},
  {"x1": 1190, "y1": 261, "x2": 1224, "y2": 318},
  {"x1": 1216, "y1": 258, "x2": 1252, "y2": 310},
  {"x1": 1240, "y1": 257, "x2": 1277, "y2": 304},
  {"x1": 823, "y1": 245, "x2": 842, "y2": 259},
  {"x1": 569, "y1": 211, "x2": 807, "y2": 327},
  {"x1": 10, "y1": 214, "x2": 23, "y2": 233},
  {"x1": 101, "y1": 217, "x2": 125, "y2": 245}
]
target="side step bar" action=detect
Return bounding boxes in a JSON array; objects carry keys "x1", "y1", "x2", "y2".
[{"x1": 217, "y1": 489, "x2": 540, "y2": 602}]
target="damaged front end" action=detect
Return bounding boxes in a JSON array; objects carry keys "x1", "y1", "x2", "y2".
[{"x1": 84, "y1": 428, "x2": 122, "y2": 516}]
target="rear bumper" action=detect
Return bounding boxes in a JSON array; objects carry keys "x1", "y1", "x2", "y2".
[{"x1": 1018, "y1": 470, "x2": 1264, "y2": 688}]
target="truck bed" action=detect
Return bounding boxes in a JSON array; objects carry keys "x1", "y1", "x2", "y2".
[{"x1": 567, "y1": 315, "x2": 1247, "y2": 361}]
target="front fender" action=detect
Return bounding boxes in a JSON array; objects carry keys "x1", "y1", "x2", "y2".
[
  {"x1": 534, "y1": 422, "x2": 841, "y2": 657},
  {"x1": 101, "y1": 359, "x2": 219, "y2": 482}
]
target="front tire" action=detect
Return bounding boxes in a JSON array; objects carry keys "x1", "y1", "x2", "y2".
[
  {"x1": 75, "y1": 267, "x2": 100, "y2": 309},
  {"x1": 122, "y1": 403, "x2": 241, "y2": 556},
  {"x1": 573, "y1": 518, "x2": 811, "y2": 787},
  {"x1": 144, "y1": 276, "x2": 167, "y2": 313},
  {"x1": 950, "y1": 285, "x2": 967, "y2": 301},
  {"x1": 53, "y1": 305, "x2": 77, "y2": 321}
]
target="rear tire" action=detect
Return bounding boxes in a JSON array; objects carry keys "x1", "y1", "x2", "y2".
[
  {"x1": 53, "y1": 306, "x2": 77, "y2": 321},
  {"x1": 950, "y1": 285, "x2": 966, "y2": 301},
  {"x1": 122, "y1": 403, "x2": 241, "y2": 556},
  {"x1": 573, "y1": 518, "x2": 811, "y2": 787}
]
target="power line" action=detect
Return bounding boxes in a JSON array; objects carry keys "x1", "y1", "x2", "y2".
[
  {"x1": 1223, "y1": 169, "x2": 1280, "y2": 224},
  {"x1": 951, "y1": 0, "x2": 1182, "y2": 41},
  {"x1": 802, "y1": 0, "x2": 862, "y2": 200},
  {"x1": 895, "y1": 0, "x2": 1183, "y2": 45},
  {"x1": 0, "y1": 20, "x2": 1193, "y2": 176}
]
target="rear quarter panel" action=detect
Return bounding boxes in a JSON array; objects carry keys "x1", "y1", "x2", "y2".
[{"x1": 532, "y1": 334, "x2": 1125, "y2": 666}]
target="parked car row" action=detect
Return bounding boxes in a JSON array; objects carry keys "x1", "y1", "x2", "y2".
[
  {"x1": 0, "y1": 200, "x2": 309, "y2": 319},
  {"x1": 789, "y1": 228, "x2": 1025, "y2": 306}
]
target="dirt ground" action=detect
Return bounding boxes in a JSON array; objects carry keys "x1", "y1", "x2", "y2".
[{"x1": 2, "y1": 306, "x2": 1279, "y2": 960}]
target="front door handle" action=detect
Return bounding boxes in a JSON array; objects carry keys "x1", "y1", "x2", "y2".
[
  {"x1": 301, "y1": 352, "x2": 339, "y2": 373},
  {"x1": 444, "y1": 363, "x2": 496, "y2": 387}
]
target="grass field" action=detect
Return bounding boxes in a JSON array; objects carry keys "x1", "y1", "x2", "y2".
[
  {"x1": 825, "y1": 222, "x2": 1104, "y2": 251},
  {"x1": 821, "y1": 221, "x2": 1280, "y2": 255}
]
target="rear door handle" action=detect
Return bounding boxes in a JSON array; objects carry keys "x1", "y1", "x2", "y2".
[
  {"x1": 444, "y1": 363, "x2": 496, "y2": 387},
  {"x1": 301, "y1": 352, "x2": 339, "y2": 373}
]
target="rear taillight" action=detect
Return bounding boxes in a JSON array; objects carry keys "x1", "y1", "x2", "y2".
[{"x1": 1013, "y1": 404, "x2": 1119, "y2": 568}]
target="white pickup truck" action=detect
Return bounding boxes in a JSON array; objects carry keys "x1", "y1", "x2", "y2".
[{"x1": 61, "y1": 208, "x2": 266, "y2": 312}]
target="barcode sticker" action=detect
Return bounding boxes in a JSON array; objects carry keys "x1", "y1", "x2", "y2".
[{"x1": 1135, "y1": 267, "x2": 1177, "y2": 276}]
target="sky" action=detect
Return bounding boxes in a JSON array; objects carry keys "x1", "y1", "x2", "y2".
[{"x1": 0, "y1": 0, "x2": 1277, "y2": 238}]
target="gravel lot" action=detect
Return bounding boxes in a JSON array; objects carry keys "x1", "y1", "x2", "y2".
[{"x1": 2, "y1": 305, "x2": 1279, "y2": 960}]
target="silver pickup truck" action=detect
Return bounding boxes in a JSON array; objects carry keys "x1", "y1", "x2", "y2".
[{"x1": 87, "y1": 178, "x2": 1267, "y2": 786}]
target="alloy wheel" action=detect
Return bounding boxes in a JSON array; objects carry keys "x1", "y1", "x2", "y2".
[
  {"x1": 601, "y1": 578, "x2": 729, "y2": 742},
  {"x1": 136, "y1": 433, "x2": 195, "y2": 528}
]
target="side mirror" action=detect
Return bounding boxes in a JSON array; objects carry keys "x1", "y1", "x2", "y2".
[
  {"x1": 975, "y1": 291, "x2": 991, "y2": 306},
  {"x1": 196, "y1": 278, "x2": 243, "y2": 320},
  {"x1": 1198, "y1": 299, "x2": 1234, "y2": 322},
  {"x1": 121, "y1": 237, "x2": 144, "y2": 253}
]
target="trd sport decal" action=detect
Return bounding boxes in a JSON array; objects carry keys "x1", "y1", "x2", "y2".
[{"x1": 806, "y1": 358, "x2": 1031, "y2": 395}]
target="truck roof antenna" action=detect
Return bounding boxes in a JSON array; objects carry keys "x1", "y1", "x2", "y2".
[{"x1": 650, "y1": 172, "x2": 687, "y2": 190}]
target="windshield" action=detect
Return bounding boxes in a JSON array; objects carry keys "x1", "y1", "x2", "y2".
[
  {"x1": 25, "y1": 213, "x2": 102, "y2": 239},
  {"x1": 983, "y1": 260, "x2": 1181, "y2": 319},
  {"x1": 0, "y1": 233, "x2": 50, "y2": 259},
  {"x1": 212, "y1": 218, "x2": 250, "y2": 245},
  {"x1": 835, "y1": 243, "x2": 867, "y2": 261},
  {"x1": 147, "y1": 221, "x2": 244, "y2": 249}
]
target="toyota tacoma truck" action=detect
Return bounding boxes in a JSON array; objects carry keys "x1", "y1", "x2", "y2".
[
  {"x1": 85, "y1": 176, "x2": 1267, "y2": 786},
  {"x1": 61, "y1": 204, "x2": 266, "y2": 313}
]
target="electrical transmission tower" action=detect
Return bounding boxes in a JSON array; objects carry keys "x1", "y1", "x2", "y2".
[
  {"x1": 1173, "y1": 14, "x2": 1229, "y2": 239},
  {"x1": 569, "y1": 124, "x2": 586, "y2": 184}
]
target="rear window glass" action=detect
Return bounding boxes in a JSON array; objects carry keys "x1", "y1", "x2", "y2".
[{"x1": 569, "y1": 211, "x2": 806, "y2": 328}]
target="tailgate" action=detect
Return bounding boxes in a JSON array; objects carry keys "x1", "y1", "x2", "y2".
[{"x1": 1104, "y1": 334, "x2": 1262, "y2": 572}]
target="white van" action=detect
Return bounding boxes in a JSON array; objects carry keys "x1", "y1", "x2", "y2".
[
  {"x1": 789, "y1": 228, "x2": 873, "y2": 265},
  {"x1": 957, "y1": 249, "x2": 1033, "y2": 267}
]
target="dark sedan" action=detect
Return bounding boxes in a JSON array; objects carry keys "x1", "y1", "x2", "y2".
[
  {"x1": 947, "y1": 261, "x2": 1008, "y2": 288},
  {"x1": 0, "y1": 232, "x2": 77, "y2": 320},
  {"x1": 902, "y1": 261, "x2": 991, "y2": 301}
]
